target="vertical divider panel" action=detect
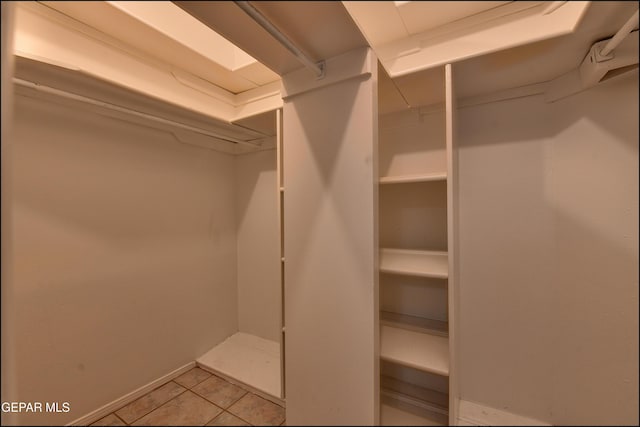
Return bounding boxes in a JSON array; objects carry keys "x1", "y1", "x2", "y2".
[
  {"x1": 276, "y1": 107, "x2": 285, "y2": 400},
  {"x1": 444, "y1": 63, "x2": 459, "y2": 425},
  {"x1": 1, "y1": 3, "x2": 17, "y2": 425},
  {"x1": 282, "y1": 47, "x2": 379, "y2": 425}
]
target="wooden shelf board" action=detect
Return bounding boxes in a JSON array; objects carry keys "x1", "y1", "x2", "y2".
[
  {"x1": 381, "y1": 325, "x2": 449, "y2": 377},
  {"x1": 381, "y1": 311, "x2": 448, "y2": 337},
  {"x1": 379, "y1": 172, "x2": 447, "y2": 184},
  {"x1": 380, "y1": 248, "x2": 448, "y2": 279}
]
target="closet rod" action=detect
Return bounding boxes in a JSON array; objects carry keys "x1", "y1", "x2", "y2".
[
  {"x1": 234, "y1": 1, "x2": 325, "y2": 78},
  {"x1": 600, "y1": 9, "x2": 639, "y2": 57},
  {"x1": 13, "y1": 78, "x2": 262, "y2": 147}
]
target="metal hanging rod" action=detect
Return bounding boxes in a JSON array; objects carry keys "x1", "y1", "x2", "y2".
[
  {"x1": 234, "y1": 1, "x2": 325, "y2": 79},
  {"x1": 13, "y1": 78, "x2": 262, "y2": 147},
  {"x1": 600, "y1": 9, "x2": 639, "y2": 57}
]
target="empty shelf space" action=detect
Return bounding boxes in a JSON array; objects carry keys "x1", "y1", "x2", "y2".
[
  {"x1": 381, "y1": 311, "x2": 448, "y2": 337},
  {"x1": 379, "y1": 172, "x2": 447, "y2": 184},
  {"x1": 381, "y1": 325, "x2": 449, "y2": 377},
  {"x1": 381, "y1": 393, "x2": 448, "y2": 426},
  {"x1": 380, "y1": 248, "x2": 448, "y2": 279},
  {"x1": 381, "y1": 375, "x2": 448, "y2": 412},
  {"x1": 197, "y1": 332, "x2": 281, "y2": 399}
]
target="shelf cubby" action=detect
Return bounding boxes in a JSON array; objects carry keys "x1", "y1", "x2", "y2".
[
  {"x1": 381, "y1": 311, "x2": 448, "y2": 337},
  {"x1": 380, "y1": 325, "x2": 449, "y2": 377}
]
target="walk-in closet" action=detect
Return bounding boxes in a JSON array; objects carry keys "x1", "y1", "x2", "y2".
[{"x1": 2, "y1": 1, "x2": 638, "y2": 426}]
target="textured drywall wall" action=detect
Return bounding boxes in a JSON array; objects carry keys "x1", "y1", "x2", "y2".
[
  {"x1": 457, "y1": 70, "x2": 638, "y2": 425},
  {"x1": 11, "y1": 94, "x2": 238, "y2": 425},
  {"x1": 235, "y1": 149, "x2": 281, "y2": 342}
]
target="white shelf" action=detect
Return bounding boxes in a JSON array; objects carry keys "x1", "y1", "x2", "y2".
[
  {"x1": 381, "y1": 325, "x2": 449, "y2": 377},
  {"x1": 380, "y1": 248, "x2": 448, "y2": 279},
  {"x1": 197, "y1": 332, "x2": 281, "y2": 399},
  {"x1": 379, "y1": 172, "x2": 447, "y2": 184},
  {"x1": 381, "y1": 311, "x2": 448, "y2": 337}
]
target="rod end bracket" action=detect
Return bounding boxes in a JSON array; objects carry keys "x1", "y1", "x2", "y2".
[{"x1": 316, "y1": 60, "x2": 326, "y2": 80}]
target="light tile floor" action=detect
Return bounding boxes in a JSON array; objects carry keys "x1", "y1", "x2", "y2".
[{"x1": 90, "y1": 367, "x2": 285, "y2": 426}]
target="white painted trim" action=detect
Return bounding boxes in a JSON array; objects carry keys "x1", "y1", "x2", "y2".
[
  {"x1": 234, "y1": 86, "x2": 283, "y2": 122},
  {"x1": 457, "y1": 400, "x2": 552, "y2": 426},
  {"x1": 65, "y1": 361, "x2": 196, "y2": 426},
  {"x1": 377, "y1": 1, "x2": 590, "y2": 78},
  {"x1": 458, "y1": 82, "x2": 549, "y2": 109},
  {"x1": 381, "y1": 80, "x2": 550, "y2": 121},
  {"x1": 445, "y1": 63, "x2": 459, "y2": 427},
  {"x1": 280, "y1": 47, "x2": 374, "y2": 99},
  {"x1": 14, "y1": 2, "x2": 284, "y2": 127}
]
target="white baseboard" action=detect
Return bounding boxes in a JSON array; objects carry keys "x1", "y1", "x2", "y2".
[
  {"x1": 66, "y1": 361, "x2": 196, "y2": 426},
  {"x1": 457, "y1": 400, "x2": 551, "y2": 426}
]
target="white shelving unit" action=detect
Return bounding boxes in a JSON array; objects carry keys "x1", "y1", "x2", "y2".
[
  {"x1": 378, "y1": 63, "x2": 456, "y2": 426},
  {"x1": 380, "y1": 248, "x2": 448, "y2": 279}
]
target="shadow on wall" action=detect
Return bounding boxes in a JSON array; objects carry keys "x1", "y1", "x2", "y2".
[
  {"x1": 283, "y1": 74, "x2": 366, "y2": 283},
  {"x1": 455, "y1": 69, "x2": 638, "y2": 424},
  {"x1": 234, "y1": 149, "x2": 277, "y2": 228},
  {"x1": 544, "y1": 69, "x2": 638, "y2": 424},
  {"x1": 378, "y1": 109, "x2": 446, "y2": 177}
]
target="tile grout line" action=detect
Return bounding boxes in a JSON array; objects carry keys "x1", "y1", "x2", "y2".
[
  {"x1": 123, "y1": 382, "x2": 189, "y2": 425},
  {"x1": 202, "y1": 410, "x2": 224, "y2": 426},
  {"x1": 187, "y1": 374, "x2": 256, "y2": 426},
  {"x1": 226, "y1": 394, "x2": 285, "y2": 427},
  {"x1": 190, "y1": 376, "x2": 248, "y2": 410},
  {"x1": 122, "y1": 368, "x2": 211, "y2": 425},
  {"x1": 112, "y1": 412, "x2": 128, "y2": 426},
  {"x1": 99, "y1": 369, "x2": 285, "y2": 427},
  {"x1": 228, "y1": 408, "x2": 256, "y2": 427}
]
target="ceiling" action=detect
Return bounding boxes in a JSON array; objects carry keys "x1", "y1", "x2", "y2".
[
  {"x1": 27, "y1": 1, "x2": 638, "y2": 117},
  {"x1": 173, "y1": 1, "x2": 637, "y2": 113},
  {"x1": 344, "y1": 1, "x2": 515, "y2": 47},
  {"x1": 377, "y1": 1, "x2": 639, "y2": 111},
  {"x1": 39, "y1": 1, "x2": 280, "y2": 94},
  {"x1": 174, "y1": 1, "x2": 369, "y2": 76}
]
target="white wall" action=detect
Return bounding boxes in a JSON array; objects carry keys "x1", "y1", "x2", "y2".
[
  {"x1": 235, "y1": 149, "x2": 281, "y2": 342},
  {"x1": 457, "y1": 70, "x2": 638, "y2": 425},
  {"x1": 11, "y1": 94, "x2": 238, "y2": 425},
  {"x1": 379, "y1": 110, "x2": 446, "y2": 178}
]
